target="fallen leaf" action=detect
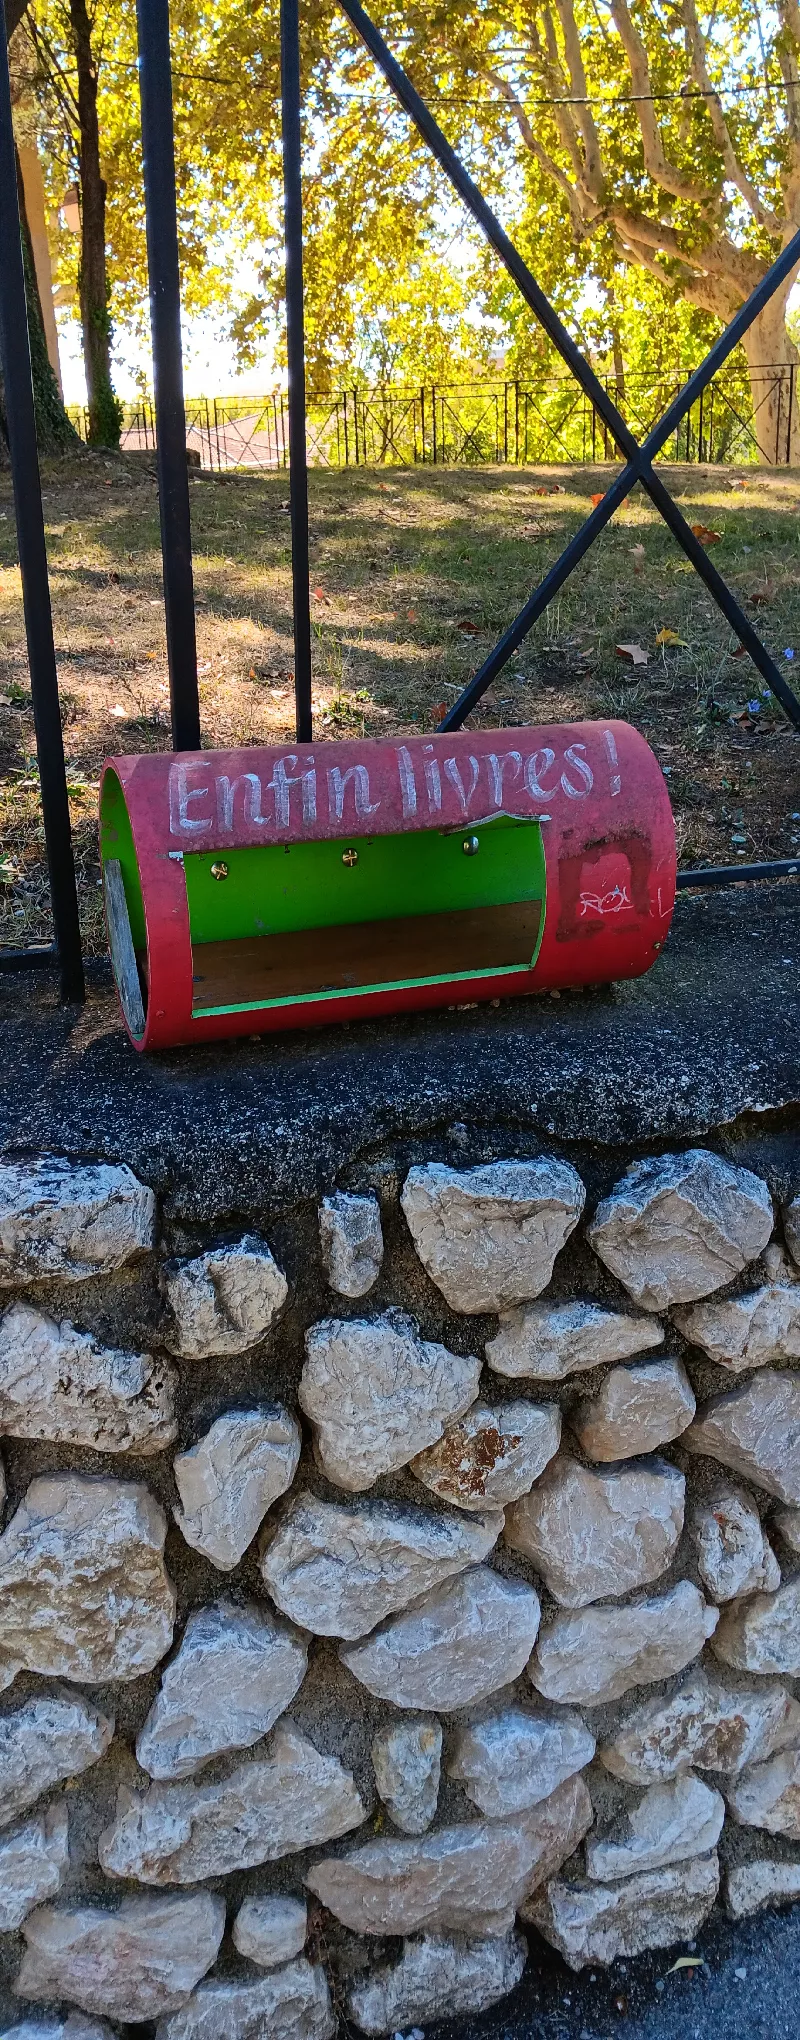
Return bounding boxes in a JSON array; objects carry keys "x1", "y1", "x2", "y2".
[
  {"x1": 749, "y1": 587, "x2": 772, "y2": 606},
  {"x1": 731, "y1": 645, "x2": 747, "y2": 658},
  {"x1": 532, "y1": 485, "x2": 549, "y2": 496},
  {"x1": 616, "y1": 641, "x2": 649, "y2": 666},
  {"x1": 455, "y1": 618, "x2": 481, "y2": 636},
  {"x1": 590, "y1": 492, "x2": 605, "y2": 508},
  {"x1": 550, "y1": 482, "x2": 567, "y2": 494},
  {"x1": 667, "y1": 1957, "x2": 705, "y2": 1974},
  {"x1": 407, "y1": 608, "x2": 417, "y2": 621},
  {"x1": 655, "y1": 628, "x2": 687, "y2": 647},
  {"x1": 522, "y1": 521, "x2": 545, "y2": 537},
  {"x1": 249, "y1": 668, "x2": 257, "y2": 679},
  {"x1": 630, "y1": 544, "x2": 645, "y2": 557},
  {"x1": 691, "y1": 523, "x2": 723, "y2": 545},
  {"x1": 433, "y1": 701, "x2": 448, "y2": 722},
  {"x1": 122, "y1": 598, "x2": 135, "y2": 611},
  {"x1": 110, "y1": 704, "x2": 126, "y2": 718}
]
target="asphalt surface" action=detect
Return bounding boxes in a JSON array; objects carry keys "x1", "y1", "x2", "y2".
[{"x1": 429, "y1": 1904, "x2": 800, "y2": 2040}]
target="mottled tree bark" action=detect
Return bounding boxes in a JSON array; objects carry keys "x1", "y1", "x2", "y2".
[{"x1": 68, "y1": 0, "x2": 120, "y2": 445}]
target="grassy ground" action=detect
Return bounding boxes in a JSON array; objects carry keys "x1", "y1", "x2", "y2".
[{"x1": 1, "y1": 451, "x2": 799, "y2": 952}]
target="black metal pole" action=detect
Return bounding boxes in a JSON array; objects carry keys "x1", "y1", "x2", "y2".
[
  {"x1": 281, "y1": 0, "x2": 313, "y2": 742},
  {"x1": 0, "y1": 32, "x2": 84, "y2": 1002},
  {"x1": 136, "y1": 0, "x2": 200, "y2": 750}
]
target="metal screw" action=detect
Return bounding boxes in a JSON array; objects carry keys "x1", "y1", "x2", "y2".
[
  {"x1": 210, "y1": 861, "x2": 229, "y2": 881},
  {"x1": 342, "y1": 848, "x2": 359, "y2": 867},
  {"x1": 462, "y1": 835, "x2": 480, "y2": 855}
]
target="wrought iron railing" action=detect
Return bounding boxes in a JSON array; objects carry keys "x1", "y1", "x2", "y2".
[{"x1": 67, "y1": 363, "x2": 799, "y2": 470}]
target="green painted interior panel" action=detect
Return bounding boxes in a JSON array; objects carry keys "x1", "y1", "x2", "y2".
[
  {"x1": 100, "y1": 770, "x2": 147, "y2": 951},
  {"x1": 184, "y1": 816, "x2": 546, "y2": 945}
]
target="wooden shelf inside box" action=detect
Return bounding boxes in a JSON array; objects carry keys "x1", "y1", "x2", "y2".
[{"x1": 190, "y1": 899, "x2": 543, "y2": 1011}]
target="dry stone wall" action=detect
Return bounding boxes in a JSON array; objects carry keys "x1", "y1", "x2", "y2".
[{"x1": 0, "y1": 1138, "x2": 798, "y2": 2037}]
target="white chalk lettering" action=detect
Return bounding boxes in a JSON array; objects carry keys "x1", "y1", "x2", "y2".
[
  {"x1": 561, "y1": 743, "x2": 593, "y2": 799},
  {"x1": 397, "y1": 745, "x2": 417, "y2": 818},
  {"x1": 525, "y1": 748, "x2": 558, "y2": 801},
  {"x1": 302, "y1": 761, "x2": 317, "y2": 823},
  {"x1": 215, "y1": 772, "x2": 267, "y2": 832},
  {"x1": 327, "y1": 762, "x2": 381, "y2": 822},
  {"x1": 604, "y1": 728, "x2": 622, "y2": 796},
  {"x1": 423, "y1": 744, "x2": 442, "y2": 813},
  {"x1": 487, "y1": 751, "x2": 523, "y2": 807},
  {"x1": 169, "y1": 763, "x2": 212, "y2": 835},
  {"x1": 444, "y1": 754, "x2": 480, "y2": 812},
  {"x1": 264, "y1": 755, "x2": 309, "y2": 829}
]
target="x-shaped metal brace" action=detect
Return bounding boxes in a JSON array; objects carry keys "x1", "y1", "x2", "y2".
[{"x1": 339, "y1": 0, "x2": 800, "y2": 736}]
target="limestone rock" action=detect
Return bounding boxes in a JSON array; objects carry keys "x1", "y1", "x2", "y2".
[
  {"x1": 726, "y1": 1746, "x2": 800, "y2": 1839},
  {"x1": 673, "y1": 1281, "x2": 800, "y2": 1371},
  {"x1": 530, "y1": 1583, "x2": 718, "y2": 1707},
  {"x1": 341, "y1": 1566, "x2": 541, "y2": 1711},
  {"x1": 601, "y1": 1667, "x2": 800, "y2": 1783},
  {"x1": 726, "y1": 1857, "x2": 800, "y2": 1918},
  {"x1": 585, "y1": 1773, "x2": 724, "y2": 1881},
  {"x1": 689, "y1": 1486, "x2": 780, "y2": 1603},
  {"x1": 173, "y1": 1408, "x2": 301, "y2": 1570},
  {"x1": 16, "y1": 1893, "x2": 226, "y2": 2021},
  {"x1": 570, "y1": 1359, "x2": 695, "y2": 1462},
  {"x1": 505, "y1": 1455, "x2": 685, "y2": 1608},
  {"x1": 587, "y1": 1151, "x2": 773, "y2": 1311},
  {"x1": 447, "y1": 1706, "x2": 595, "y2": 1818},
  {"x1": 486, "y1": 1301, "x2": 664, "y2": 1382},
  {"x1": 783, "y1": 1192, "x2": 800, "y2": 1268},
  {"x1": 0, "y1": 1475, "x2": 175, "y2": 1685},
  {"x1": 136, "y1": 1601, "x2": 308, "y2": 1779},
  {"x1": 401, "y1": 1159, "x2": 585, "y2": 1313},
  {"x1": 232, "y1": 1895, "x2": 307, "y2": 1968},
  {"x1": 162, "y1": 1237, "x2": 288, "y2": 1358},
  {"x1": 712, "y1": 1577, "x2": 800, "y2": 1676},
  {"x1": 319, "y1": 1192, "x2": 383, "y2": 1299},
  {"x1": 526, "y1": 1853, "x2": 720, "y2": 1969},
  {"x1": 0, "y1": 1693, "x2": 114, "y2": 1827},
  {"x1": 99, "y1": 1722, "x2": 365, "y2": 1883},
  {"x1": 260, "y1": 1491, "x2": 500, "y2": 1640},
  {"x1": 348, "y1": 1930, "x2": 527, "y2": 2035},
  {"x1": 0, "y1": 1303, "x2": 177, "y2": 1455},
  {"x1": 0, "y1": 1805, "x2": 70, "y2": 1930},
  {"x1": 371, "y1": 1719, "x2": 442, "y2": 1834},
  {"x1": 153, "y1": 1963, "x2": 334, "y2": 2040},
  {"x1": 410, "y1": 1399, "x2": 561, "y2": 1512},
  {"x1": 299, "y1": 1312, "x2": 481, "y2": 1492},
  {"x1": 306, "y1": 1773, "x2": 592, "y2": 1937},
  {"x1": 0, "y1": 2021, "x2": 117, "y2": 2040},
  {"x1": 774, "y1": 1505, "x2": 800, "y2": 1553},
  {"x1": 0, "y1": 1157, "x2": 155, "y2": 1287},
  {"x1": 682, "y1": 1370, "x2": 800, "y2": 1504}
]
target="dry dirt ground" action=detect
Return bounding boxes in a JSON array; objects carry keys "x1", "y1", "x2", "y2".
[{"x1": 1, "y1": 451, "x2": 799, "y2": 951}]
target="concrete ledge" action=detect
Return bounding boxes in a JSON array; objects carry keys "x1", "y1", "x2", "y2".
[{"x1": 0, "y1": 884, "x2": 798, "y2": 1218}]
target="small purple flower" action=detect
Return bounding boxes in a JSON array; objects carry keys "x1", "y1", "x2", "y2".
[
  {"x1": 784, "y1": 648, "x2": 795, "y2": 660},
  {"x1": 747, "y1": 699, "x2": 761, "y2": 713}
]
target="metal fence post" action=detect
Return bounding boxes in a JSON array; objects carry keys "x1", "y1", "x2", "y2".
[
  {"x1": 0, "y1": 26, "x2": 84, "y2": 1000},
  {"x1": 136, "y1": 0, "x2": 200, "y2": 750},
  {"x1": 280, "y1": 0, "x2": 313, "y2": 740}
]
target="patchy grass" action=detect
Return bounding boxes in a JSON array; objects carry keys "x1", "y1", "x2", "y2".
[{"x1": 1, "y1": 451, "x2": 799, "y2": 952}]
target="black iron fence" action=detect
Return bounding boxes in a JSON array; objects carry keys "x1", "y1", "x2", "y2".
[
  {"x1": 1, "y1": 0, "x2": 800, "y2": 1002},
  {"x1": 68, "y1": 363, "x2": 799, "y2": 470}
]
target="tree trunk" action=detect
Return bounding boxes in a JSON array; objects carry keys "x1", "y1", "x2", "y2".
[
  {"x1": 0, "y1": 141, "x2": 80, "y2": 457},
  {"x1": 69, "y1": 0, "x2": 121, "y2": 447},
  {"x1": 739, "y1": 292, "x2": 800, "y2": 466},
  {"x1": 1, "y1": 0, "x2": 81, "y2": 457}
]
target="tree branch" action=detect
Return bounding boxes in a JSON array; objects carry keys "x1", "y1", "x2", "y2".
[
  {"x1": 682, "y1": 0, "x2": 782, "y2": 234},
  {"x1": 608, "y1": 0, "x2": 712, "y2": 205},
  {"x1": 551, "y1": 0, "x2": 605, "y2": 199},
  {"x1": 485, "y1": 65, "x2": 597, "y2": 232}
]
